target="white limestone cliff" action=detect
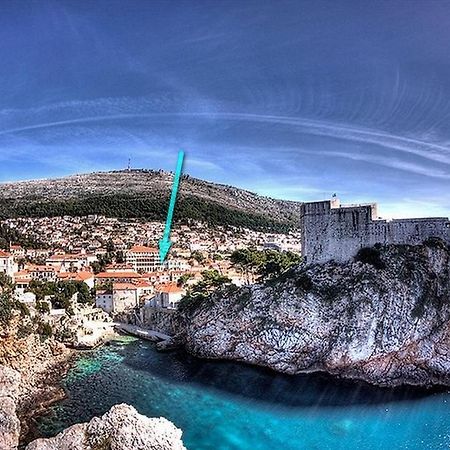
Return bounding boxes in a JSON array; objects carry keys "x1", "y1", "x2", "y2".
[{"x1": 180, "y1": 241, "x2": 450, "y2": 387}]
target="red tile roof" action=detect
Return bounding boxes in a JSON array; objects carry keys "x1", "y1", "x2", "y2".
[
  {"x1": 141, "y1": 272, "x2": 159, "y2": 278},
  {"x1": 58, "y1": 271, "x2": 94, "y2": 281},
  {"x1": 47, "y1": 254, "x2": 80, "y2": 261},
  {"x1": 14, "y1": 271, "x2": 31, "y2": 283},
  {"x1": 96, "y1": 271, "x2": 142, "y2": 279},
  {"x1": 156, "y1": 283, "x2": 184, "y2": 294},
  {"x1": 128, "y1": 245, "x2": 158, "y2": 253},
  {"x1": 105, "y1": 263, "x2": 134, "y2": 271},
  {"x1": 135, "y1": 281, "x2": 152, "y2": 288}
]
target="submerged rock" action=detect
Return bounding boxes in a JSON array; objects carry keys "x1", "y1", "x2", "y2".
[
  {"x1": 0, "y1": 365, "x2": 21, "y2": 450},
  {"x1": 26, "y1": 404, "x2": 186, "y2": 450},
  {"x1": 180, "y1": 241, "x2": 450, "y2": 387}
]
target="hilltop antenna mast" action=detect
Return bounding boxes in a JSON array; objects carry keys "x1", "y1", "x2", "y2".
[{"x1": 127, "y1": 157, "x2": 131, "y2": 172}]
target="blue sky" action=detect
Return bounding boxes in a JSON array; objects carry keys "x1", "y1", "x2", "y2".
[{"x1": 0, "y1": 0, "x2": 449, "y2": 218}]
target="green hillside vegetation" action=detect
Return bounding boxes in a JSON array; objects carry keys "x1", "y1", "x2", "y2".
[{"x1": 0, "y1": 194, "x2": 291, "y2": 232}]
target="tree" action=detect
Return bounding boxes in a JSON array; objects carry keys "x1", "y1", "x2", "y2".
[
  {"x1": 190, "y1": 251, "x2": 205, "y2": 264},
  {"x1": 257, "y1": 250, "x2": 301, "y2": 280},
  {"x1": 185, "y1": 270, "x2": 231, "y2": 300},
  {"x1": 36, "y1": 300, "x2": 50, "y2": 314},
  {"x1": 178, "y1": 270, "x2": 231, "y2": 313},
  {"x1": 0, "y1": 291, "x2": 13, "y2": 325},
  {"x1": 177, "y1": 273, "x2": 193, "y2": 287},
  {"x1": 95, "y1": 280, "x2": 113, "y2": 293},
  {"x1": 27, "y1": 280, "x2": 56, "y2": 301},
  {"x1": 355, "y1": 247, "x2": 386, "y2": 270},
  {"x1": 231, "y1": 248, "x2": 301, "y2": 282},
  {"x1": 37, "y1": 322, "x2": 53, "y2": 339},
  {"x1": 76, "y1": 282, "x2": 92, "y2": 304},
  {"x1": 106, "y1": 239, "x2": 116, "y2": 253},
  {"x1": 28, "y1": 280, "x2": 93, "y2": 309},
  {"x1": 230, "y1": 248, "x2": 265, "y2": 284},
  {"x1": 115, "y1": 250, "x2": 125, "y2": 264},
  {"x1": 199, "y1": 270, "x2": 231, "y2": 290},
  {"x1": 91, "y1": 253, "x2": 112, "y2": 274},
  {"x1": 0, "y1": 273, "x2": 14, "y2": 291}
]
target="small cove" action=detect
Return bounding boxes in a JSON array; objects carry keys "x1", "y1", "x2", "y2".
[{"x1": 34, "y1": 336, "x2": 450, "y2": 450}]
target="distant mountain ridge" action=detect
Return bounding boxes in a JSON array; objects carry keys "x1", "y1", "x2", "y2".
[{"x1": 0, "y1": 170, "x2": 303, "y2": 231}]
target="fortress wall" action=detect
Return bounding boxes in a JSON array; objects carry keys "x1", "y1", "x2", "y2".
[
  {"x1": 300, "y1": 201, "x2": 333, "y2": 264},
  {"x1": 301, "y1": 199, "x2": 450, "y2": 264},
  {"x1": 380, "y1": 218, "x2": 450, "y2": 246}
]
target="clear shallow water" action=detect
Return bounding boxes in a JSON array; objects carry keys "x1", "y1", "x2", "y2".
[{"x1": 36, "y1": 337, "x2": 450, "y2": 450}]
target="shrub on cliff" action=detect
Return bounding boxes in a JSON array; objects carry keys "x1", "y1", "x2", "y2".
[
  {"x1": 424, "y1": 237, "x2": 449, "y2": 251},
  {"x1": 295, "y1": 273, "x2": 313, "y2": 292},
  {"x1": 259, "y1": 251, "x2": 302, "y2": 281},
  {"x1": 36, "y1": 300, "x2": 50, "y2": 314},
  {"x1": 0, "y1": 274, "x2": 15, "y2": 326},
  {"x1": 37, "y1": 322, "x2": 53, "y2": 339},
  {"x1": 354, "y1": 247, "x2": 386, "y2": 269},
  {"x1": 0, "y1": 293, "x2": 13, "y2": 325},
  {"x1": 15, "y1": 301, "x2": 30, "y2": 317}
]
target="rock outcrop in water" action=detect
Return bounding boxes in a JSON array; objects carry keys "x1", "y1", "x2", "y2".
[
  {"x1": 25, "y1": 404, "x2": 186, "y2": 450},
  {"x1": 180, "y1": 240, "x2": 450, "y2": 387},
  {"x1": 0, "y1": 365, "x2": 21, "y2": 450}
]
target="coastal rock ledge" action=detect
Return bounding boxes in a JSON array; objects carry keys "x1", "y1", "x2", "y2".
[
  {"x1": 0, "y1": 366, "x2": 21, "y2": 450},
  {"x1": 180, "y1": 241, "x2": 450, "y2": 387},
  {"x1": 25, "y1": 404, "x2": 186, "y2": 450}
]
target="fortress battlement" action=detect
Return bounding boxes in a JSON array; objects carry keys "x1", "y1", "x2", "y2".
[{"x1": 300, "y1": 199, "x2": 450, "y2": 264}]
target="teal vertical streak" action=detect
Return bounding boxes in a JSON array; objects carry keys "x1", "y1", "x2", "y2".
[{"x1": 163, "y1": 150, "x2": 185, "y2": 240}]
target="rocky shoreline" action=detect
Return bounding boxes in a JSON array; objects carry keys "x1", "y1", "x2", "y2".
[
  {"x1": 0, "y1": 365, "x2": 21, "y2": 450},
  {"x1": 0, "y1": 311, "x2": 126, "y2": 447},
  {"x1": 18, "y1": 351, "x2": 77, "y2": 446},
  {"x1": 16, "y1": 331, "x2": 125, "y2": 446},
  {"x1": 0, "y1": 365, "x2": 186, "y2": 450},
  {"x1": 0, "y1": 319, "x2": 77, "y2": 447},
  {"x1": 0, "y1": 316, "x2": 117, "y2": 447},
  {"x1": 0, "y1": 329, "x2": 188, "y2": 450}
]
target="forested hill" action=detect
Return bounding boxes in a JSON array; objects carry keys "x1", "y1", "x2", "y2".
[{"x1": 0, "y1": 170, "x2": 302, "y2": 232}]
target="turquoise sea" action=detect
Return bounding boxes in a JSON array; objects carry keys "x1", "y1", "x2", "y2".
[{"x1": 36, "y1": 337, "x2": 450, "y2": 450}]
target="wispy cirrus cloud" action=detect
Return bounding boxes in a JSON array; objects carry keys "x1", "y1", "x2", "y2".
[{"x1": 1, "y1": 107, "x2": 450, "y2": 165}]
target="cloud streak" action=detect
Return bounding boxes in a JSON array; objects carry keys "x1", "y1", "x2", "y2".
[{"x1": 1, "y1": 109, "x2": 450, "y2": 167}]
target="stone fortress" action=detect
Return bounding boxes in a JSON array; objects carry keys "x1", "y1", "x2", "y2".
[{"x1": 300, "y1": 198, "x2": 450, "y2": 264}]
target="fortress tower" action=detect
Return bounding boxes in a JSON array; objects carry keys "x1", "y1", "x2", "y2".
[{"x1": 300, "y1": 198, "x2": 450, "y2": 264}]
